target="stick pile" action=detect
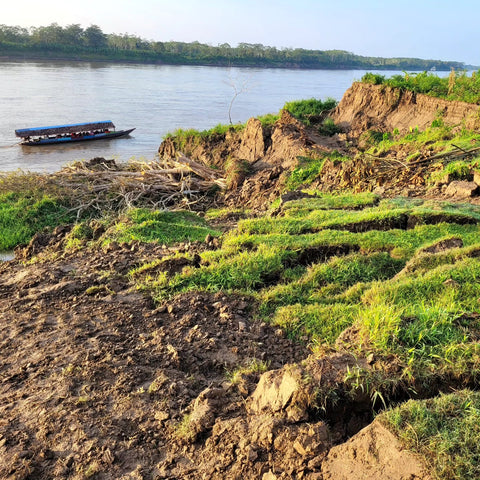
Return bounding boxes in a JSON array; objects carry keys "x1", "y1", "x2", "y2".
[{"x1": 45, "y1": 154, "x2": 226, "y2": 217}]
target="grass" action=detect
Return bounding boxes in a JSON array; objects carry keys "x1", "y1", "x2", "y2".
[
  {"x1": 273, "y1": 303, "x2": 358, "y2": 344},
  {"x1": 283, "y1": 98, "x2": 338, "y2": 126},
  {"x1": 100, "y1": 209, "x2": 219, "y2": 246},
  {"x1": 381, "y1": 390, "x2": 480, "y2": 480},
  {"x1": 282, "y1": 191, "x2": 379, "y2": 211},
  {"x1": 163, "y1": 123, "x2": 245, "y2": 151},
  {"x1": 135, "y1": 195, "x2": 480, "y2": 382},
  {"x1": 0, "y1": 192, "x2": 76, "y2": 250},
  {"x1": 364, "y1": 121, "x2": 480, "y2": 162},
  {"x1": 362, "y1": 70, "x2": 480, "y2": 104},
  {"x1": 286, "y1": 152, "x2": 350, "y2": 190},
  {"x1": 226, "y1": 358, "x2": 269, "y2": 384}
]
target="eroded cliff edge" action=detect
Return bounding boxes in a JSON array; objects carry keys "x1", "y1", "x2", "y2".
[{"x1": 331, "y1": 81, "x2": 480, "y2": 137}]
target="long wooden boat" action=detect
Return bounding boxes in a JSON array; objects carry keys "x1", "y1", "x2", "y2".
[{"x1": 15, "y1": 121, "x2": 135, "y2": 146}]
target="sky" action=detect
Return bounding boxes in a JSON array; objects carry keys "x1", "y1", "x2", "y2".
[{"x1": 2, "y1": 0, "x2": 479, "y2": 65}]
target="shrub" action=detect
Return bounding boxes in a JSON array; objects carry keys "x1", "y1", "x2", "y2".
[
  {"x1": 318, "y1": 117, "x2": 342, "y2": 136},
  {"x1": 361, "y1": 72, "x2": 386, "y2": 85},
  {"x1": 361, "y1": 70, "x2": 480, "y2": 104},
  {"x1": 283, "y1": 98, "x2": 338, "y2": 126}
]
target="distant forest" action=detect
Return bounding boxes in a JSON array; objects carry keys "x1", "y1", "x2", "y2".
[{"x1": 0, "y1": 23, "x2": 471, "y2": 71}]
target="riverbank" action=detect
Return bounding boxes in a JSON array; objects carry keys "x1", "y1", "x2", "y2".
[
  {"x1": 0, "y1": 52, "x2": 466, "y2": 71},
  {"x1": 2, "y1": 86, "x2": 480, "y2": 478},
  {"x1": 0, "y1": 35, "x2": 468, "y2": 71}
]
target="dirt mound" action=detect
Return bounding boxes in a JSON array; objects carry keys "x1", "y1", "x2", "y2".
[
  {"x1": 322, "y1": 420, "x2": 431, "y2": 480},
  {"x1": 332, "y1": 82, "x2": 480, "y2": 138},
  {"x1": 158, "y1": 110, "x2": 317, "y2": 172},
  {"x1": 158, "y1": 110, "x2": 351, "y2": 210},
  {"x1": 223, "y1": 165, "x2": 287, "y2": 210}
]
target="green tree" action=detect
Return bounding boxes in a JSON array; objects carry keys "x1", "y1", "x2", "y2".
[{"x1": 84, "y1": 24, "x2": 106, "y2": 49}]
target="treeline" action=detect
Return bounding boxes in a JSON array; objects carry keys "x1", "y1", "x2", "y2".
[{"x1": 0, "y1": 23, "x2": 469, "y2": 71}]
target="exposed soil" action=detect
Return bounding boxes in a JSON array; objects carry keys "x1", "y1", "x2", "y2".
[
  {"x1": 0, "y1": 223, "x2": 434, "y2": 480},
  {"x1": 4, "y1": 86, "x2": 480, "y2": 479},
  {"x1": 331, "y1": 82, "x2": 480, "y2": 138},
  {"x1": 322, "y1": 420, "x2": 432, "y2": 480},
  {"x1": 0, "y1": 236, "x2": 309, "y2": 479}
]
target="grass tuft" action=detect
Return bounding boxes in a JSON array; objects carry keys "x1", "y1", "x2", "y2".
[{"x1": 381, "y1": 390, "x2": 480, "y2": 480}]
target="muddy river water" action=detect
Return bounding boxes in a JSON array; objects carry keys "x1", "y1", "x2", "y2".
[{"x1": 0, "y1": 61, "x2": 443, "y2": 173}]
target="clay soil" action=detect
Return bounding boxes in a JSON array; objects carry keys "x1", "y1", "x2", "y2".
[{"x1": 0, "y1": 233, "x2": 310, "y2": 479}]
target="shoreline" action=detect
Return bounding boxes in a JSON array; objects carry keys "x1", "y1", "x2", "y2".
[{"x1": 0, "y1": 53, "x2": 458, "y2": 71}]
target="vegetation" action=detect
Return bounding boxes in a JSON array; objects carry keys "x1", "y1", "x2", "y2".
[
  {"x1": 163, "y1": 98, "x2": 341, "y2": 161},
  {"x1": 101, "y1": 209, "x2": 219, "y2": 246},
  {"x1": 360, "y1": 120, "x2": 480, "y2": 181},
  {"x1": 283, "y1": 98, "x2": 337, "y2": 125},
  {"x1": 381, "y1": 390, "x2": 480, "y2": 480},
  {"x1": 362, "y1": 70, "x2": 480, "y2": 104},
  {"x1": 0, "y1": 193, "x2": 75, "y2": 250},
  {"x1": 0, "y1": 23, "x2": 469, "y2": 70},
  {"x1": 286, "y1": 151, "x2": 350, "y2": 190}
]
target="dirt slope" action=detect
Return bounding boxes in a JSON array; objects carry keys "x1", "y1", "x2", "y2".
[
  {"x1": 322, "y1": 420, "x2": 431, "y2": 480},
  {"x1": 332, "y1": 82, "x2": 480, "y2": 137},
  {"x1": 0, "y1": 237, "x2": 309, "y2": 479}
]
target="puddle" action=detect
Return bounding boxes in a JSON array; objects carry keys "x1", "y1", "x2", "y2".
[{"x1": 0, "y1": 251, "x2": 14, "y2": 261}]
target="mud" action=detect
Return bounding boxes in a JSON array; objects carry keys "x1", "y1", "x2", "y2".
[{"x1": 0, "y1": 238, "x2": 309, "y2": 479}]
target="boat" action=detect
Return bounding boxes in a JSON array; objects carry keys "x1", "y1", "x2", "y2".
[{"x1": 15, "y1": 121, "x2": 135, "y2": 146}]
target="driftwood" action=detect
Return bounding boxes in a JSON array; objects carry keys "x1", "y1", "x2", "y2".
[
  {"x1": 1, "y1": 154, "x2": 227, "y2": 218},
  {"x1": 365, "y1": 144, "x2": 480, "y2": 171},
  {"x1": 407, "y1": 145, "x2": 480, "y2": 166}
]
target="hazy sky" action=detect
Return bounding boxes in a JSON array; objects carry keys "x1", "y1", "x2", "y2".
[{"x1": 2, "y1": 0, "x2": 478, "y2": 65}]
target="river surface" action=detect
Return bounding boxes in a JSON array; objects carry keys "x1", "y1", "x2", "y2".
[{"x1": 0, "y1": 61, "x2": 449, "y2": 172}]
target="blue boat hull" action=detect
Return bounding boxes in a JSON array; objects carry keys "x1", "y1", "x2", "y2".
[{"x1": 22, "y1": 128, "x2": 135, "y2": 146}]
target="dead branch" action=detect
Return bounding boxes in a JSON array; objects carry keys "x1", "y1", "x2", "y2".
[{"x1": 7, "y1": 155, "x2": 227, "y2": 217}]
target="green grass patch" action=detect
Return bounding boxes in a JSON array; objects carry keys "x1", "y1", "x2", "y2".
[
  {"x1": 283, "y1": 192, "x2": 379, "y2": 212},
  {"x1": 236, "y1": 198, "x2": 480, "y2": 237},
  {"x1": 430, "y1": 160, "x2": 478, "y2": 183},
  {"x1": 273, "y1": 303, "x2": 358, "y2": 344},
  {"x1": 151, "y1": 243, "x2": 295, "y2": 300},
  {"x1": 0, "y1": 192, "x2": 76, "y2": 250},
  {"x1": 381, "y1": 390, "x2": 480, "y2": 480},
  {"x1": 286, "y1": 152, "x2": 350, "y2": 190},
  {"x1": 283, "y1": 98, "x2": 338, "y2": 126},
  {"x1": 357, "y1": 254, "x2": 480, "y2": 378},
  {"x1": 259, "y1": 252, "x2": 405, "y2": 316},
  {"x1": 204, "y1": 207, "x2": 249, "y2": 220},
  {"x1": 362, "y1": 70, "x2": 480, "y2": 104},
  {"x1": 102, "y1": 208, "x2": 219, "y2": 246}
]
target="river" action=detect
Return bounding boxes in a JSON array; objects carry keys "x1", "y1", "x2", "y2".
[{"x1": 0, "y1": 61, "x2": 449, "y2": 172}]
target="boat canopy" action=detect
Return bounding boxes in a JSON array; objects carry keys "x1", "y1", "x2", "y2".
[{"x1": 15, "y1": 121, "x2": 115, "y2": 138}]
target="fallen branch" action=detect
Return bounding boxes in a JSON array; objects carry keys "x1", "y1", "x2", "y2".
[{"x1": 3, "y1": 155, "x2": 227, "y2": 216}]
